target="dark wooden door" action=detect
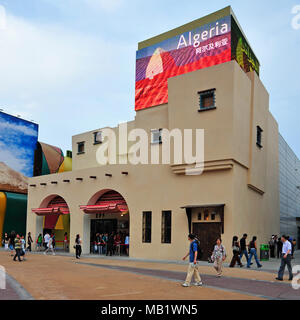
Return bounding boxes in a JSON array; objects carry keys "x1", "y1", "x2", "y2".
[{"x1": 192, "y1": 223, "x2": 222, "y2": 261}]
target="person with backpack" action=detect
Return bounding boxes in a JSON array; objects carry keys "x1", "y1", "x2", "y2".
[
  {"x1": 211, "y1": 238, "x2": 226, "y2": 277},
  {"x1": 182, "y1": 234, "x2": 203, "y2": 287}
]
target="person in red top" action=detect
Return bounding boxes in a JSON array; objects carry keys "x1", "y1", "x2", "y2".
[
  {"x1": 114, "y1": 233, "x2": 121, "y2": 255},
  {"x1": 63, "y1": 232, "x2": 68, "y2": 252}
]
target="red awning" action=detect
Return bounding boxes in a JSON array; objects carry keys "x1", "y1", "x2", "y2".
[
  {"x1": 80, "y1": 191, "x2": 128, "y2": 214},
  {"x1": 32, "y1": 207, "x2": 70, "y2": 216},
  {"x1": 79, "y1": 204, "x2": 128, "y2": 214}
]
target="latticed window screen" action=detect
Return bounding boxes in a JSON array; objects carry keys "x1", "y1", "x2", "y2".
[
  {"x1": 142, "y1": 211, "x2": 152, "y2": 243},
  {"x1": 161, "y1": 210, "x2": 172, "y2": 243},
  {"x1": 199, "y1": 89, "x2": 216, "y2": 110}
]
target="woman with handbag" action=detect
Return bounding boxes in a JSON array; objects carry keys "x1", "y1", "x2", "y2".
[
  {"x1": 229, "y1": 236, "x2": 244, "y2": 267},
  {"x1": 75, "y1": 234, "x2": 82, "y2": 259},
  {"x1": 211, "y1": 238, "x2": 227, "y2": 277}
]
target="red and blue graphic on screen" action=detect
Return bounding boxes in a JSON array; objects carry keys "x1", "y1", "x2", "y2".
[{"x1": 135, "y1": 16, "x2": 231, "y2": 110}]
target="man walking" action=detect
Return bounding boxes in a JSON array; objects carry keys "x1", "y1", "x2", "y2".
[
  {"x1": 239, "y1": 233, "x2": 250, "y2": 264},
  {"x1": 13, "y1": 234, "x2": 22, "y2": 262},
  {"x1": 269, "y1": 235, "x2": 275, "y2": 258},
  {"x1": 44, "y1": 235, "x2": 55, "y2": 255},
  {"x1": 44, "y1": 232, "x2": 50, "y2": 250},
  {"x1": 276, "y1": 235, "x2": 293, "y2": 281},
  {"x1": 182, "y1": 234, "x2": 203, "y2": 287}
]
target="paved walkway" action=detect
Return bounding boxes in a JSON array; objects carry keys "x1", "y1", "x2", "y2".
[{"x1": 0, "y1": 250, "x2": 299, "y2": 300}]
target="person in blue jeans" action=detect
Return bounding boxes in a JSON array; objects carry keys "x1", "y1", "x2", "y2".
[
  {"x1": 239, "y1": 233, "x2": 250, "y2": 263},
  {"x1": 247, "y1": 236, "x2": 262, "y2": 268}
]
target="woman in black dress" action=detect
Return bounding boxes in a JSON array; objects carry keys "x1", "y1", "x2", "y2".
[{"x1": 229, "y1": 236, "x2": 243, "y2": 267}]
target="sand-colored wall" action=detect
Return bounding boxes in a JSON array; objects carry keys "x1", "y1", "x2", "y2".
[{"x1": 27, "y1": 60, "x2": 279, "y2": 261}]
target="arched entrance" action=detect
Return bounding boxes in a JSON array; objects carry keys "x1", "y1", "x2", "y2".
[
  {"x1": 80, "y1": 190, "x2": 129, "y2": 256},
  {"x1": 32, "y1": 195, "x2": 70, "y2": 251}
]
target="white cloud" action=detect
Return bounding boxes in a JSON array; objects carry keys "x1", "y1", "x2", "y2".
[
  {"x1": 0, "y1": 119, "x2": 37, "y2": 137},
  {"x1": 0, "y1": 142, "x2": 30, "y2": 175}
]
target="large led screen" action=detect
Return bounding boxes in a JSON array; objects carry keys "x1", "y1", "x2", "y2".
[
  {"x1": 0, "y1": 112, "x2": 38, "y2": 194},
  {"x1": 231, "y1": 16, "x2": 260, "y2": 76},
  {"x1": 135, "y1": 16, "x2": 231, "y2": 111}
]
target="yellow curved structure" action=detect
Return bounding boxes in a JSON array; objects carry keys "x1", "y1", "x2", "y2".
[
  {"x1": 0, "y1": 192, "x2": 7, "y2": 244},
  {"x1": 58, "y1": 156, "x2": 72, "y2": 173}
]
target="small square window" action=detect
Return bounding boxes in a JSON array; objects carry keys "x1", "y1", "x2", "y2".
[
  {"x1": 77, "y1": 142, "x2": 85, "y2": 154},
  {"x1": 256, "y1": 126, "x2": 263, "y2": 148},
  {"x1": 151, "y1": 129, "x2": 162, "y2": 144},
  {"x1": 198, "y1": 213, "x2": 202, "y2": 220},
  {"x1": 94, "y1": 131, "x2": 102, "y2": 144},
  {"x1": 198, "y1": 89, "x2": 216, "y2": 111}
]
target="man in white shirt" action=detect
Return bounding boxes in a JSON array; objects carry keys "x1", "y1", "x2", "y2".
[
  {"x1": 44, "y1": 233, "x2": 50, "y2": 250},
  {"x1": 44, "y1": 236, "x2": 55, "y2": 256},
  {"x1": 276, "y1": 235, "x2": 293, "y2": 281}
]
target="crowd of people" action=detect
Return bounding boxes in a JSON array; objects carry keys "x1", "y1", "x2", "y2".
[
  {"x1": 1, "y1": 230, "x2": 129, "y2": 260},
  {"x1": 268, "y1": 234, "x2": 297, "y2": 259},
  {"x1": 92, "y1": 232, "x2": 129, "y2": 256},
  {"x1": 0, "y1": 230, "x2": 297, "y2": 286},
  {"x1": 1, "y1": 231, "x2": 33, "y2": 262},
  {"x1": 181, "y1": 233, "x2": 296, "y2": 287}
]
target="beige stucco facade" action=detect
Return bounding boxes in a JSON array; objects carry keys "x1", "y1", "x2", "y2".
[{"x1": 26, "y1": 60, "x2": 280, "y2": 261}]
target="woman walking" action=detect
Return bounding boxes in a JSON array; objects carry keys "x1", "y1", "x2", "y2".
[
  {"x1": 36, "y1": 233, "x2": 43, "y2": 251},
  {"x1": 27, "y1": 232, "x2": 33, "y2": 252},
  {"x1": 247, "y1": 236, "x2": 262, "y2": 268},
  {"x1": 229, "y1": 236, "x2": 243, "y2": 267},
  {"x1": 3, "y1": 233, "x2": 9, "y2": 251},
  {"x1": 75, "y1": 234, "x2": 82, "y2": 259},
  {"x1": 211, "y1": 238, "x2": 226, "y2": 277}
]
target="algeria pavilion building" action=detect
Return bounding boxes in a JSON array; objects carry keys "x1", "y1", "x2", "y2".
[{"x1": 27, "y1": 7, "x2": 282, "y2": 261}]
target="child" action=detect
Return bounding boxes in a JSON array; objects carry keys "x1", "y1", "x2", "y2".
[{"x1": 20, "y1": 235, "x2": 26, "y2": 261}]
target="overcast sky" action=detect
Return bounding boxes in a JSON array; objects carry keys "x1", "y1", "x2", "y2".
[{"x1": 0, "y1": 0, "x2": 299, "y2": 158}]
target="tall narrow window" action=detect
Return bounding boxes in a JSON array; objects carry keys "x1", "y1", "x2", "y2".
[
  {"x1": 256, "y1": 126, "x2": 263, "y2": 148},
  {"x1": 161, "y1": 210, "x2": 172, "y2": 243},
  {"x1": 198, "y1": 89, "x2": 216, "y2": 111},
  {"x1": 77, "y1": 141, "x2": 85, "y2": 154},
  {"x1": 93, "y1": 131, "x2": 102, "y2": 144},
  {"x1": 151, "y1": 129, "x2": 162, "y2": 144},
  {"x1": 142, "y1": 211, "x2": 152, "y2": 243}
]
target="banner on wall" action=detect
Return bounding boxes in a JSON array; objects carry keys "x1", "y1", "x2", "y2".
[
  {"x1": 135, "y1": 15, "x2": 259, "y2": 111},
  {"x1": 0, "y1": 112, "x2": 38, "y2": 194}
]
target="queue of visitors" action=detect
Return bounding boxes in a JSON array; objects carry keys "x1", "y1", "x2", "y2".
[{"x1": 92, "y1": 231, "x2": 129, "y2": 256}]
